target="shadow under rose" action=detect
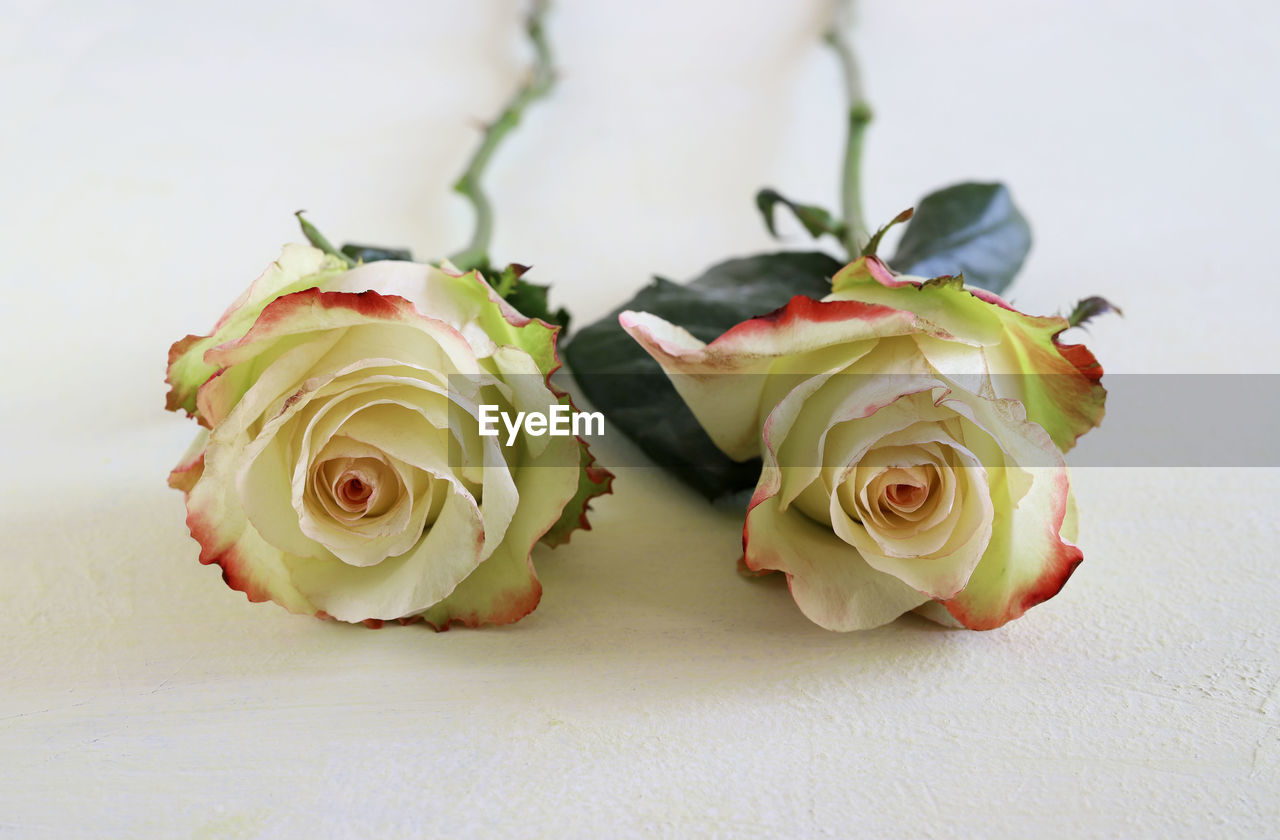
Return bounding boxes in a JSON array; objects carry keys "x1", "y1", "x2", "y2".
[
  {"x1": 1, "y1": 465, "x2": 992, "y2": 706},
  {"x1": 1, "y1": 455, "x2": 1121, "y2": 836}
]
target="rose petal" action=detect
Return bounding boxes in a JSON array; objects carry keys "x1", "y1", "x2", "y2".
[
  {"x1": 325, "y1": 260, "x2": 563, "y2": 377},
  {"x1": 295, "y1": 437, "x2": 415, "y2": 566},
  {"x1": 417, "y1": 423, "x2": 586, "y2": 628},
  {"x1": 282, "y1": 483, "x2": 484, "y2": 622},
  {"x1": 619, "y1": 296, "x2": 947, "y2": 461},
  {"x1": 829, "y1": 256, "x2": 1106, "y2": 450},
  {"x1": 924, "y1": 397, "x2": 1081, "y2": 629},
  {"x1": 768, "y1": 340, "x2": 942, "y2": 510},
  {"x1": 168, "y1": 428, "x2": 209, "y2": 494},
  {"x1": 938, "y1": 467, "x2": 1082, "y2": 630},
  {"x1": 184, "y1": 428, "x2": 317, "y2": 614},
  {"x1": 166, "y1": 244, "x2": 348, "y2": 419},
  {"x1": 744, "y1": 491, "x2": 929, "y2": 631}
]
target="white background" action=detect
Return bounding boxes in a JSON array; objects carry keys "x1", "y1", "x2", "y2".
[{"x1": 3, "y1": 0, "x2": 1278, "y2": 836}]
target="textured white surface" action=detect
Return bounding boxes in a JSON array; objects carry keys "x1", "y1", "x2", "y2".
[{"x1": 2, "y1": 0, "x2": 1278, "y2": 837}]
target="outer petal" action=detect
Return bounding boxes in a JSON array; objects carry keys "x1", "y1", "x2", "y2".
[
  {"x1": 198, "y1": 288, "x2": 484, "y2": 428},
  {"x1": 417, "y1": 415, "x2": 585, "y2": 629},
  {"x1": 938, "y1": 464, "x2": 1082, "y2": 630},
  {"x1": 168, "y1": 428, "x2": 209, "y2": 494},
  {"x1": 540, "y1": 438, "x2": 614, "y2": 547},
  {"x1": 324, "y1": 260, "x2": 562, "y2": 377},
  {"x1": 829, "y1": 256, "x2": 1106, "y2": 450},
  {"x1": 184, "y1": 444, "x2": 317, "y2": 614},
  {"x1": 165, "y1": 244, "x2": 348, "y2": 419},
  {"x1": 620, "y1": 296, "x2": 944, "y2": 460}
]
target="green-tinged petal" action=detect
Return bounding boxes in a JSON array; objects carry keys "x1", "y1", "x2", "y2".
[
  {"x1": 325, "y1": 261, "x2": 562, "y2": 377},
  {"x1": 982, "y1": 311, "x2": 1107, "y2": 450},
  {"x1": 620, "y1": 296, "x2": 935, "y2": 460},
  {"x1": 828, "y1": 256, "x2": 1106, "y2": 450},
  {"x1": 417, "y1": 424, "x2": 584, "y2": 628},
  {"x1": 166, "y1": 244, "x2": 348, "y2": 419},
  {"x1": 934, "y1": 398, "x2": 1082, "y2": 629},
  {"x1": 415, "y1": 530, "x2": 542, "y2": 630},
  {"x1": 541, "y1": 438, "x2": 613, "y2": 547},
  {"x1": 939, "y1": 468, "x2": 1081, "y2": 630}
]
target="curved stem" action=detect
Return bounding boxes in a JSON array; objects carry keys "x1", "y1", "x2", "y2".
[
  {"x1": 448, "y1": 0, "x2": 555, "y2": 272},
  {"x1": 824, "y1": 0, "x2": 873, "y2": 256}
]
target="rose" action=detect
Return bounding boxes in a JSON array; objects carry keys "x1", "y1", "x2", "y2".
[
  {"x1": 620, "y1": 256, "x2": 1104, "y2": 630},
  {"x1": 166, "y1": 244, "x2": 610, "y2": 628}
]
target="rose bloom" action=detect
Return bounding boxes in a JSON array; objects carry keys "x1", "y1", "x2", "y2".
[
  {"x1": 166, "y1": 244, "x2": 610, "y2": 628},
  {"x1": 621, "y1": 257, "x2": 1104, "y2": 631}
]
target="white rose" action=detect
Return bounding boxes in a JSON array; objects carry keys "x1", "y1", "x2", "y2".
[
  {"x1": 621, "y1": 256, "x2": 1101, "y2": 630},
  {"x1": 166, "y1": 244, "x2": 610, "y2": 627}
]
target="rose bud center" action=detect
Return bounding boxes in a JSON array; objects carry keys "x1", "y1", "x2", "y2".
[
  {"x1": 885, "y1": 480, "x2": 927, "y2": 512},
  {"x1": 853, "y1": 462, "x2": 947, "y2": 530},
  {"x1": 338, "y1": 474, "x2": 372, "y2": 507},
  {"x1": 317, "y1": 455, "x2": 398, "y2": 521}
]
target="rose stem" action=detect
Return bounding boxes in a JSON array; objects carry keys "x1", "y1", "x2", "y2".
[
  {"x1": 448, "y1": 0, "x2": 556, "y2": 273},
  {"x1": 825, "y1": 0, "x2": 873, "y2": 257}
]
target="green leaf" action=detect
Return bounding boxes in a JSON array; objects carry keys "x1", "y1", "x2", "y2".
[
  {"x1": 483, "y1": 263, "x2": 570, "y2": 332},
  {"x1": 1066, "y1": 295, "x2": 1122, "y2": 328},
  {"x1": 861, "y1": 207, "x2": 914, "y2": 258},
  {"x1": 888, "y1": 182, "x2": 1031, "y2": 294},
  {"x1": 565, "y1": 251, "x2": 843, "y2": 499},
  {"x1": 340, "y1": 244, "x2": 413, "y2": 263},
  {"x1": 295, "y1": 211, "x2": 354, "y2": 267},
  {"x1": 756, "y1": 189, "x2": 843, "y2": 241}
]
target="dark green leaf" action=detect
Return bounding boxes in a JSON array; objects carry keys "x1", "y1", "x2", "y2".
[
  {"x1": 340, "y1": 244, "x2": 413, "y2": 263},
  {"x1": 565, "y1": 251, "x2": 843, "y2": 499},
  {"x1": 504, "y1": 279, "x2": 570, "y2": 332},
  {"x1": 756, "y1": 189, "x2": 843, "y2": 241},
  {"x1": 889, "y1": 182, "x2": 1031, "y2": 294},
  {"x1": 1067, "y1": 295, "x2": 1122, "y2": 328}
]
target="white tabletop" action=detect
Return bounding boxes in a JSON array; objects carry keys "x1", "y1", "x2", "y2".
[{"x1": 3, "y1": 1, "x2": 1277, "y2": 836}]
